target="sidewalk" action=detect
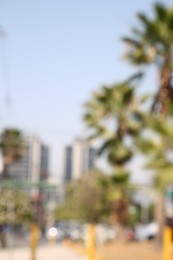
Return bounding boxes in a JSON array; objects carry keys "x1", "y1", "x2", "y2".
[{"x1": 0, "y1": 244, "x2": 87, "y2": 260}]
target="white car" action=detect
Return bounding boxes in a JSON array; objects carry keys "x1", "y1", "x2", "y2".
[{"x1": 135, "y1": 222, "x2": 159, "y2": 241}]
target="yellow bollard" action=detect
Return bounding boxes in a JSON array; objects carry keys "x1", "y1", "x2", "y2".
[
  {"x1": 30, "y1": 224, "x2": 39, "y2": 260},
  {"x1": 163, "y1": 227, "x2": 172, "y2": 260},
  {"x1": 86, "y1": 224, "x2": 95, "y2": 260}
]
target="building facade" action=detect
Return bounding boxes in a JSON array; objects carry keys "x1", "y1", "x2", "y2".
[
  {"x1": 63, "y1": 139, "x2": 96, "y2": 183},
  {"x1": 63, "y1": 146, "x2": 72, "y2": 182},
  {"x1": 8, "y1": 135, "x2": 49, "y2": 182}
]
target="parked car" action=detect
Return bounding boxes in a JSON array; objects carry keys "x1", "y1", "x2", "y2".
[
  {"x1": 135, "y1": 222, "x2": 159, "y2": 241},
  {"x1": 46, "y1": 221, "x2": 85, "y2": 242}
]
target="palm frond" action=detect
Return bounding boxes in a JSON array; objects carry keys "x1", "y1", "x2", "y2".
[
  {"x1": 124, "y1": 72, "x2": 144, "y2": 85},
  {"x1": 110, "y1": 171, "x2": 129, "y2": 185},
  {"x1": 108, "y1": 145, "x2": 133, "y2": 166},
  {"x1": 122, "y1": 37, "x2": 141, "y2": 47},
  {"x1": 136, "y1": 138, "x2": 161, "y2": 153},
  {"x1": 167, "y1": 9, "x2": 173, "y2": 30},
  {"x1": 139, "y1": 93, "x2": 151, "y2": 103},
  {"x1": 127, "y1": 120, "x2": 141, "y2": 135},
  {"x1": 155, "y1": 168, "x2": 173, "y2": 190},
  {"x1": 145, "y1": 115, "x2": 173, "y2": 137},
  {"x1": 145, "y1": 157, "x2": 173, "y2": 170},
  {"x1": 97, "y1": 138, "x2": 116, "y2": 156},
  {"x1": 154, "y1": 2, "x2": 168, "y2": 21},
  {"x1": 137, "y1": 13, "x2": 151, "y2": 28}
]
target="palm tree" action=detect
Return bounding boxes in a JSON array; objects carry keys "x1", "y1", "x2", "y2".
[
  {"x1": 135, "y1": 111, "x2": 173, "y2": 242},
  {"x1": 0, "y1": 128, "x2": 24, "y2": 179},
  {"x1": 83, "y1": 78, "x2": 143, "y2": 238},
  {"x1": 122, "y1": 4, "x2": 173, "y2": 241},
  {"x1": 122, "y1": 2, "x2": 173, "y2": 115},
  {"x1": 84, "y1": 79, "x2": 142, "y2": 170}
]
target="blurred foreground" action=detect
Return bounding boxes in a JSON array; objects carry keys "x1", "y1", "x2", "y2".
[
  {"x1": 96, "y1": 241, "x2": 162, "y2": 260},
  {"x1": 0, "y1": 222, "x2": 164, "y2": 260},
  {"x1": 0, "y1": 237, "x2": 163, "y2": 260},
  {"x1": 0, "y1": 244, "x2": 86, "y2": 260}
]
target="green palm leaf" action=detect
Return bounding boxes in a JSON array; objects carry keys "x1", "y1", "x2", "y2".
[{"x1": 122, "y1": 3, "x2": 173, "y2": 113}]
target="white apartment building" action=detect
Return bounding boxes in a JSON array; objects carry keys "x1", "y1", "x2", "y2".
[
  {"x1": 8, "y1": 135, "x2": 49, "y2": 182},
  {"x1": 63, "y1": 138, "x2": 96, "y2": 183}
]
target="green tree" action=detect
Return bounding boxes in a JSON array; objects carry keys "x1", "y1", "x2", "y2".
[
  {"x1": 122, "y1": 2, "x2": 173, "y2": 115},
  {"x1": 98, "y1": 172, "x2": 130, "y2": 233},
  {"x1": 135, "y1": 111, "x2": 173, "y2": 242},
  {"x1": 136, "y1": 113, "x2": 173, "y2": 190},
  {"x1": 0, "y1": 189, "x2": 32, "y2": 248},
  {"x1": 0, "y1": 189, "x2": 32, "y2": 224},
  {"x1": 84, "y1": 79, "x2": 142, "y2": 171},
  {"x1": 83, "y1": 79, "x2": 144, "y2": 238},
  {"x1": 0, "y1": 128, "x2": 24, "y2": 179},
  {"x1": 55, "y1": 171, "x2": 110, "y2": 223},
  {"x1": 122, "y1": 2, "x2": 173, "y2": 244}
]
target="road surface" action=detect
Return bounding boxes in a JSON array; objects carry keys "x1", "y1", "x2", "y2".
[{"x1": 0, "y1": 244, "x2": 87, "y2": 260}]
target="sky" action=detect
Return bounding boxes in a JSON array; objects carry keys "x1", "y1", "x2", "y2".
[{"x1": 0, "y1": 0, "x2": 172, "y2": 180}]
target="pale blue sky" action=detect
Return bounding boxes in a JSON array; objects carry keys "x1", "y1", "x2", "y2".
[{"x1": 0, "y1": 0, "x2": 172, "y2": 178}]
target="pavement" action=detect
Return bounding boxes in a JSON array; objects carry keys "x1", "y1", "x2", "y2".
[{"x1": 0, "y1": 243, "x2": 87, "y2": 260}]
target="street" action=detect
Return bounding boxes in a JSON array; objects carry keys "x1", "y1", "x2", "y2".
[{"x1": 0, "y1": 244, "x2": 87, "y2": 260}]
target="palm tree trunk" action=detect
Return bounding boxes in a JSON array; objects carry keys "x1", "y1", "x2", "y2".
[
  {"x1": 110, "y1": 198, "x2": 129, "y2": 241},
  {"x1": 154, "y1": 59, "x2": 172, "y2": 244},
  {"x1": 153, "y1": 60, "x2": 172, "y2": 115}
]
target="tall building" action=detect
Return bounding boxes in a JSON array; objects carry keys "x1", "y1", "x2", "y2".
[
  {"x1": 63, "y1": 146, "x2": 72, "y2": 182},
  {"x1": 8, "y1": 135, "x2": 49, "y2": 182},
  {"x1": 40, "y1": 144, "x2": 49, "y2": 180},
  {"x1": 63, "y1": 138, "x2": 96, "y2": 183}
]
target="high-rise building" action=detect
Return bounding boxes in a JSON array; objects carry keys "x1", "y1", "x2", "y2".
[
  {"x1": 8, "y1": 135, "x2": 49, "y2": 182},
  {"x1": 40, "y1": 144, "x2": 49, "y2": 180},
  {"x1": 63, "y1": 138, "x2": 96, "y2": 183},
  {"x1": 63, "y1": 145, "x2": 72, "y2": 182}
]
